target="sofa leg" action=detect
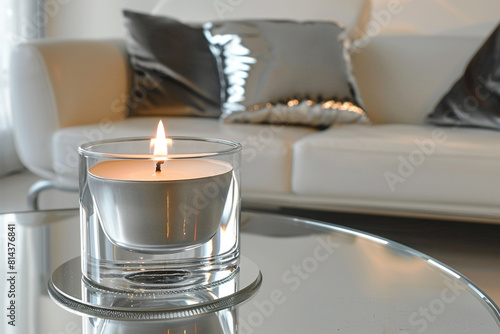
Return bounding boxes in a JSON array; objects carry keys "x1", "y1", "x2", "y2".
[{"x1": 27, "y1": 180, "x2": 77, "y2": 211}]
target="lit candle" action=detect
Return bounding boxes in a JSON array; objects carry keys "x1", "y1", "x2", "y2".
[{"x1": 87, "y1": 121, "x2": 233, "y2": 252}]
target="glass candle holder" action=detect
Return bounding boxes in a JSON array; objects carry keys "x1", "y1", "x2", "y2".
[{"x1": 79, "y1": 137, "x2": 241, "y2": 292}]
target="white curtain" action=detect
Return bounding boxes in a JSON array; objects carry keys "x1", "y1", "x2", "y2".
[{"x1": 0, "y1": 0, "x2": 42, "y2": 177}]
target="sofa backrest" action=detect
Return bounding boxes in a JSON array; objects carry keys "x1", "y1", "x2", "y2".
[
  {"x1": 152, "y1": 0, "x2": 371, "y2": 40},
  {"x1": 152, "y1": 0, "x2": 488, "y2": 126},
  {"x1": 351, "y1": 34, "x2": 486, "y2": 125},
  {"x1": 371, "y1": 0, "x2": 499, "y2": 37}
]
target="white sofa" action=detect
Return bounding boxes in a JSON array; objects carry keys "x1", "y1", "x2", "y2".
[{"x1": 10, "y1": 0, "x2": 500, "y2": 222}]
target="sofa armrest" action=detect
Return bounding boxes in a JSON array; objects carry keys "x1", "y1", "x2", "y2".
[{"x1": 10, "y1": 39, "x2": 131, "y2": 180}]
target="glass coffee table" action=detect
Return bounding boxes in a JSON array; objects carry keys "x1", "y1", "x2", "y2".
[{"x1": 1, "y1": 209, "x2": 499, "y2": 333}]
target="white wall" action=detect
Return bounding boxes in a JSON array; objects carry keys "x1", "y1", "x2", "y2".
[
  {"x1": 45, "y1": 0, "x2": 500, "y2": 40},
  {"x1": 45, "y1": 0, "x2": 160, "y2": 39}
]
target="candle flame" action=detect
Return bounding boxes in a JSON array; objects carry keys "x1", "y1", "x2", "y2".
[
  {"x1": 150, "y1": 120, "x2": 172, "y2": 173},
  {"x1": 153, "y1": 120, "x2": 169, "y2": 156},
  {"x1": 150, "y1": 121, "x2": 171, "y2": 173}
]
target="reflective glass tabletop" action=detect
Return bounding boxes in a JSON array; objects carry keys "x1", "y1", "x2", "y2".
[{"x1": 1, "y1": 209, "x2": 499, "y2": 333}]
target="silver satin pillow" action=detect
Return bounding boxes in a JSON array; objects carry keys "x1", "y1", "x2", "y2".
[{"x1": 204, "y1": 20, "x2": 367, "y2": 128}]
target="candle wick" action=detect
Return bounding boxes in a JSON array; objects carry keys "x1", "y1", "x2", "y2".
[{"x1": 155, "y1": 161, "x2": 164, "y2": 172}]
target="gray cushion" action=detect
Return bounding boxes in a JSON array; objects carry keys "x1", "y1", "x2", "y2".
[
  {"x1": 123, "y1": 10, "x2": 221, "y2": 117},
  {"x1": 426, "y1": 23, "x2": 500, "y2": 130}
]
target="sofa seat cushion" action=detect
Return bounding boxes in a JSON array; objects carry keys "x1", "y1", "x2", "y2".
[
  {"x1": 292, "y1": 124, "x2": 500, "y2": 208},
  {"x1": 52, "y1": 117, "x2": 316, "y2": 193}
]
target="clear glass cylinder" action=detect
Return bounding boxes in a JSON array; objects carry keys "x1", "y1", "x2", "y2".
[{"x1": 79, "y1": 137, "x2": 241, "y2": 292}]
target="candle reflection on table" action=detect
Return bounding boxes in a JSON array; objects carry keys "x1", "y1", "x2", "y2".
[{"x1": 83, "y1": 307, "x2": 237, "y2": 334}]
